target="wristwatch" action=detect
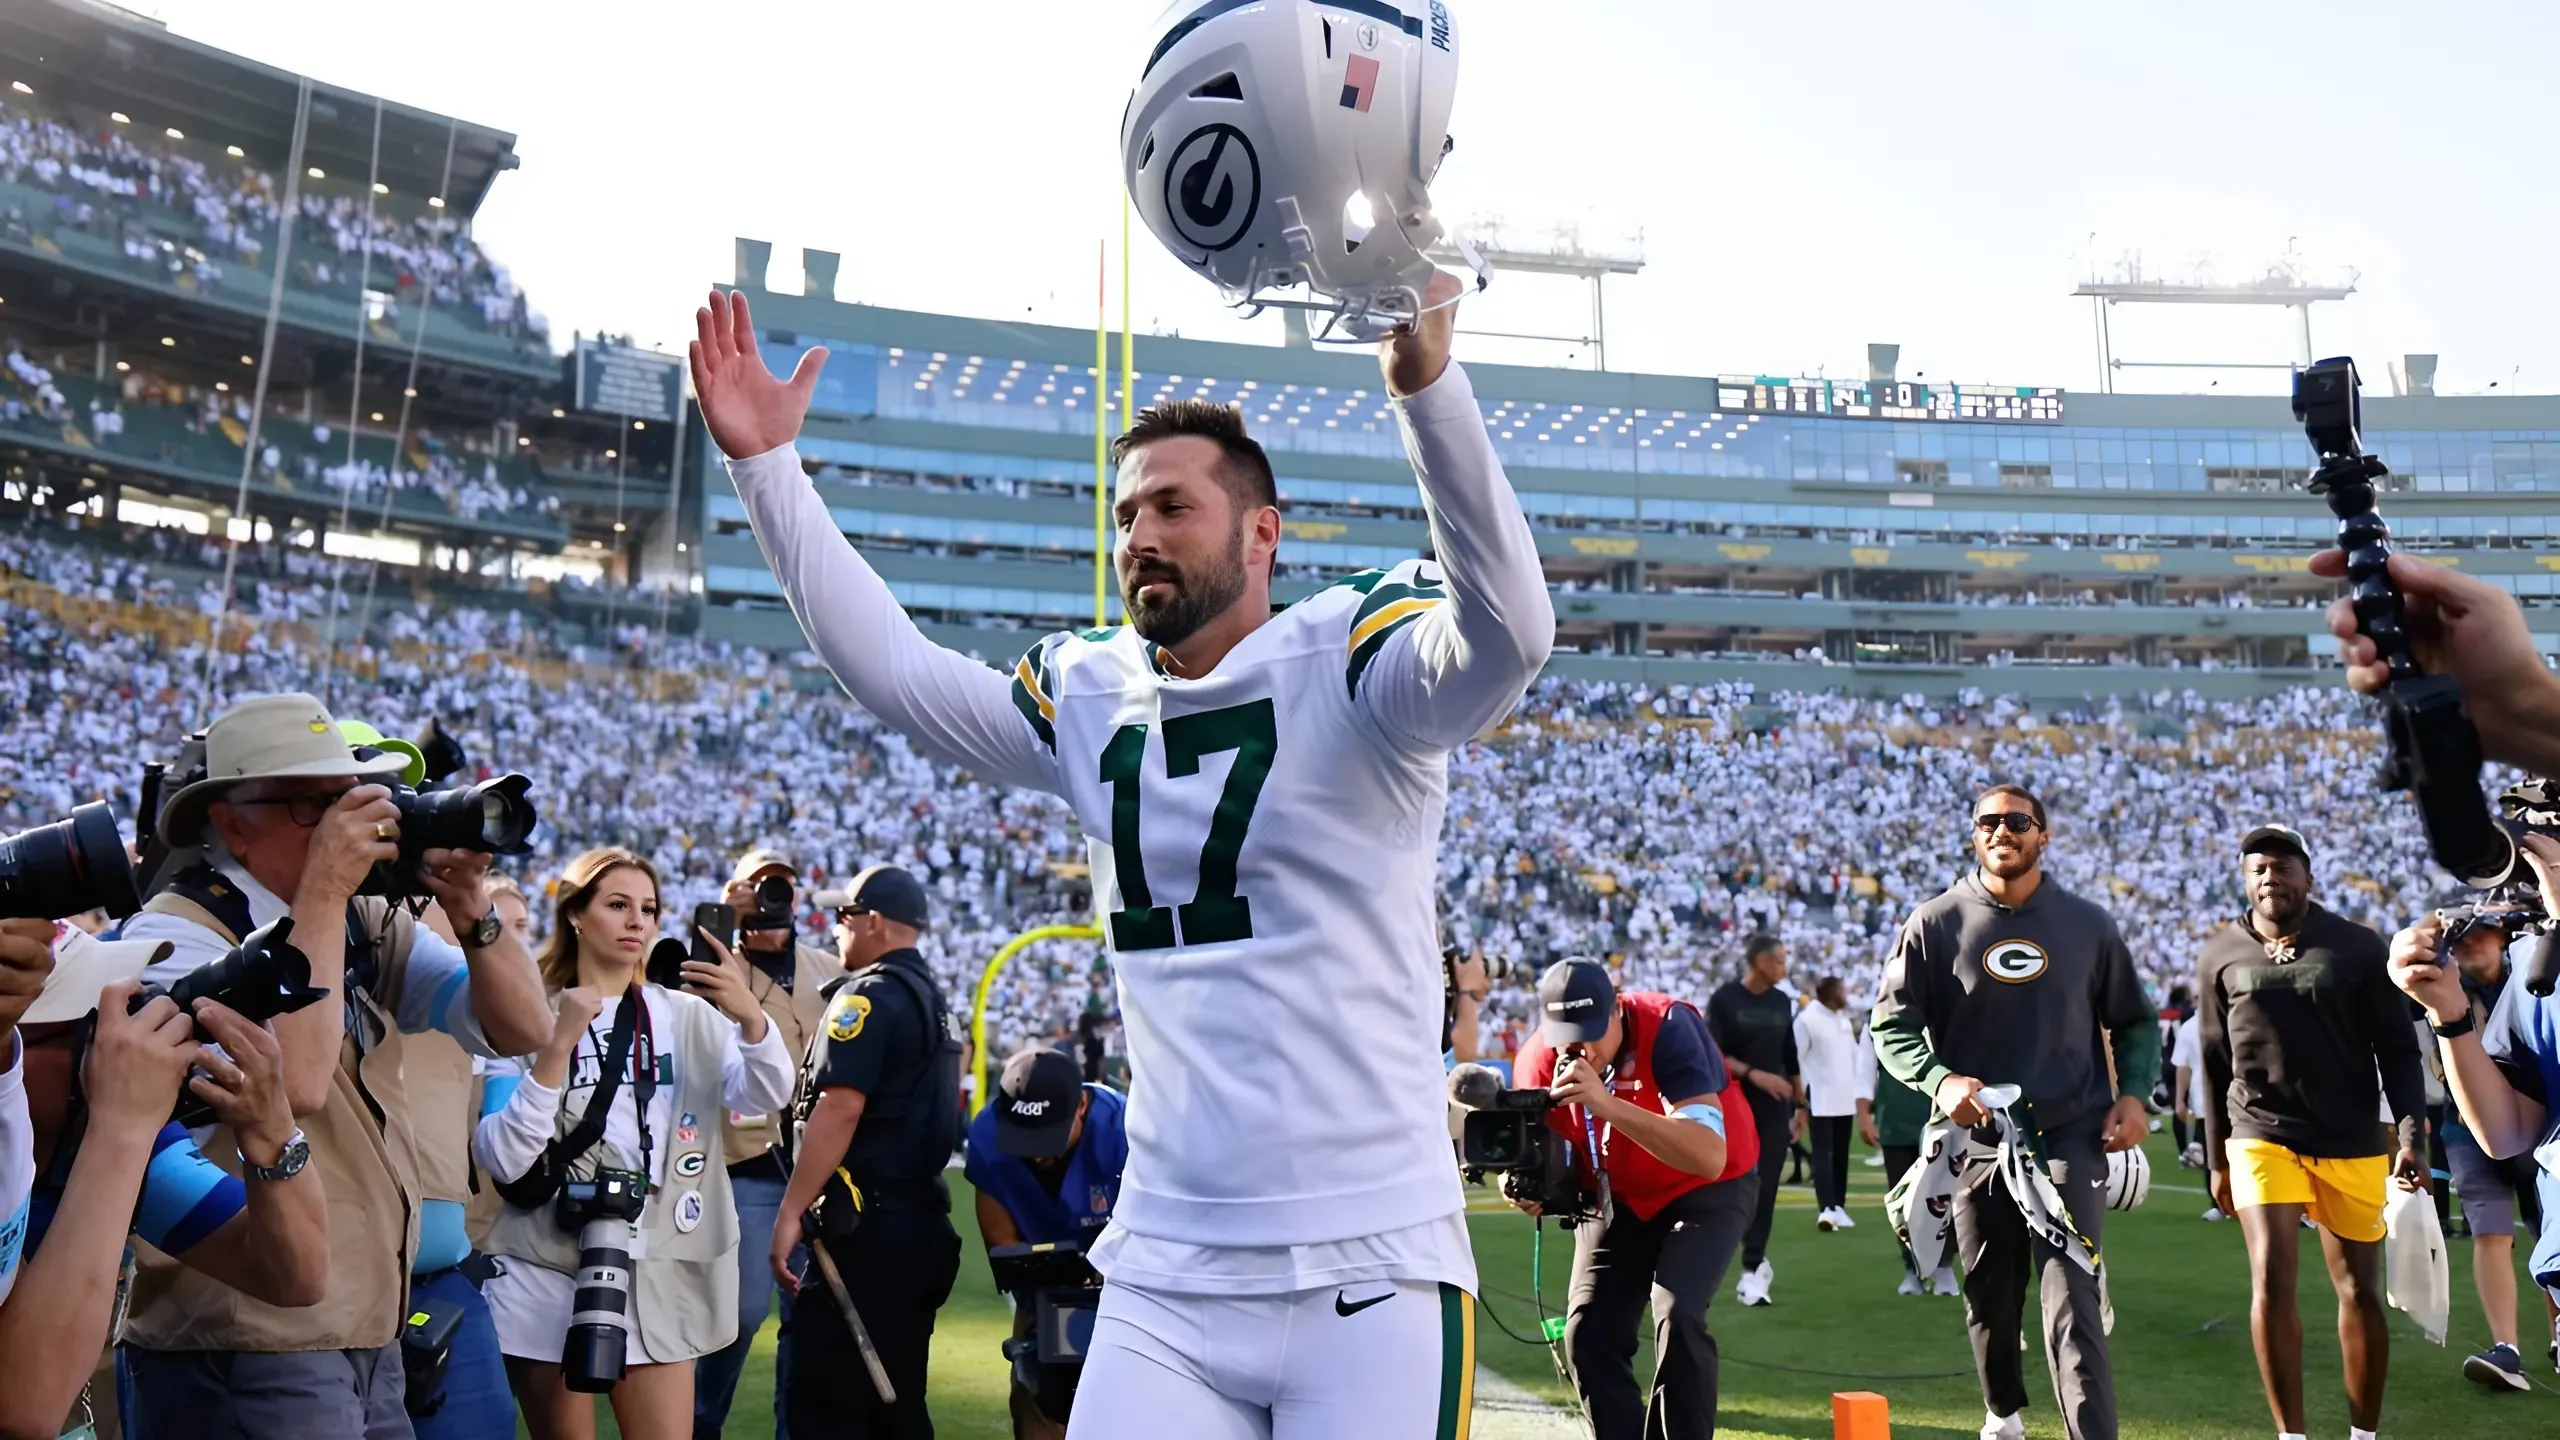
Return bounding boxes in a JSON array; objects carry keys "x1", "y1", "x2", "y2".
[
  {"x1": 241, "y1": 1128, "x2": 311, "y2": 1183},
  {"x1": 2431, "y1": 1009, "x2": 2477, "y2": 1040},
  {"x1": 462, "y1": 909, "x2": 503, "y2": 950}
]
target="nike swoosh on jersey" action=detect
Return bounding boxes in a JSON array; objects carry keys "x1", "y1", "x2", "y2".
[{"x1": 1334, "y1": 1288, "x2": 1395, "y2": 1317}]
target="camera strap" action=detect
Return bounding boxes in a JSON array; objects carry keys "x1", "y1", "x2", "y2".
[{"x1": 493, "y1": 985, "x2": 644, "y2": 1211}]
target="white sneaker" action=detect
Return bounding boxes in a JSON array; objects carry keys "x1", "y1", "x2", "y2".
[
  {"x1": 1929, "y1": 1266, "x2": 1960, "y2": 1296},
  {"x1": 1979, "y1": 1409, "x2": 2024, "y2": 1440},
  {"x1": 1817, "y1": 1207, "x2": 1839, "y2": 1232},
  {"x1": 1833, "y1": 1207, "x2": 1856, "y2": 1230},
  {"x1": 1736, "y1": 1259, "x2": 1773, "y2": 1306},
  {"x1": 2200, "y1": 1205, "x2": 2228, "y2": 1222},
  {"x1": 1898, "y1": 1271, "x2": 1926, "y2": 1296}
]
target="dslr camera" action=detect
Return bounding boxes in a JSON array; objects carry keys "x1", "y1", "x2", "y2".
[
  {"x1": 1448, "y1": 1062, "x2": 1599, "y2": 1226},
  {"x1": 736, "y1": 874, "x2": 795, "y2": 933},
  {"x1": 990, "y1": 1239, "x2": 1104, "y2": 1423},
  {"x1": 0, "y1": 801, "x2": 141, "y2": 921},
  {"x1": 555, "y1": 1167, "x2": 649, "y2": 1394},
  {"x1": 2436, "y1": 778, "x2": 2560, "y2": 967}
]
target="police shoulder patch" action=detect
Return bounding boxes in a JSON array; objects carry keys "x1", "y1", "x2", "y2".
[{"x1": 826, "y1": 991, "x2": 872, "y2": 1042}]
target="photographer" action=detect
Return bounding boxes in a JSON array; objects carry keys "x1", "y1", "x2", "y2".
[
  {"x1": 117, "y1": 693, "x2": 553, "y2": 1439},
  {"x1": 695, "y1": 849, "x2": 833, "y2": 1440},
  {"x1": 2390, "y1": 835, "x2": 2560, "y2": 1364},
  {"x1": 2432, "y1": 921, "x2": 2560, "y2": 1391},
  {"x1": 963, "y1": 1047, "x2": 1127, "y2": 1440},
  {"x1": 1510, "y1": 958, "x2": 1754, "y2": 1440},
  {"x1": 475, "y1": 847, "x2": 795, "y2": 1440},
  {"x1": 0, "y1": 918, "x2": 314, "y2": 1440}
]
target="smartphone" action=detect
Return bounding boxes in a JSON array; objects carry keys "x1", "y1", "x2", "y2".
[
  {"x1": 644, "y1": 936, "x2": 689, "y2": 992},
  {"x1": 691, "y1": 903, "x2": 737, "y2": 980}
]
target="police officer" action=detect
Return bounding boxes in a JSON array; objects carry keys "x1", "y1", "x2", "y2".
[
  {"x1": 964, "y1": 1048, "x2": 1128, "y2": 1440},
  {"x1": 1871, "y1": 784, "x2": 2159, "y2": 1440},
  {"x1": 772, "y1": 865, "x2": 962, "y2": 1439}
]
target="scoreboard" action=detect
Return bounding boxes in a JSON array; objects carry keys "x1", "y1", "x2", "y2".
[{"x1": 1713, "y1": 376, "x2": 2064, "y2": 425}]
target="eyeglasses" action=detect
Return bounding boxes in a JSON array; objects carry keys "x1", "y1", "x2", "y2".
[
  {"x1": 1973, "y1": 812, "x2": 2040, "y2": 835},
  {"x1": 832, "y1": 907, "x2": 871, "y2": 926},
  {"x1": 229, "y1": 790, "x2": 351, "y2": 827}
]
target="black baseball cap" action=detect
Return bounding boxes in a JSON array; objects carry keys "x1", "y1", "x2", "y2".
[
  {"x1": 2240, "y1": 824, "x2": 2311, "y2": 864},
  {"x1": 992, "y1": 1048, "x2": 1084, "y2": 1159},
  {"x1": 811, "y1": 865, "x2": 930, "y2": 929},
  {"x1": 1537, "y1": 957, "x2": 1617, "y2": 1045}
]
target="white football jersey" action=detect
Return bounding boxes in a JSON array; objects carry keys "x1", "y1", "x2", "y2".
[{"x1": 1008, "y1": 561, "x2": 1462, "y2": 1247}]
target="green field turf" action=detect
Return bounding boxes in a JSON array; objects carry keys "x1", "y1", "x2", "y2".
[{"x1": 573, "y1": 1130, "x2": 2557, "y2": 1438}]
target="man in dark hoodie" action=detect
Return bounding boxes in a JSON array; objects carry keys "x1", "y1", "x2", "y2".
[
  {"x1": 1873, "y1": 783, "x2": 2158, "y2": 1440},
  {"x1": 2198, "y1": 823, "x2": 2426, "y2": 1440}
]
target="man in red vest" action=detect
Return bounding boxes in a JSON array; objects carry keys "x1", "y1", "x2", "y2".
[{"x1": 1512, "y1": 958, "x2": 1762, "y2": 1440}]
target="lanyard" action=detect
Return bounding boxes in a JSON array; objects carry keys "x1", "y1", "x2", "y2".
[{"x1": 574, "y1": 990, "x2": 658, "y2": 1187}]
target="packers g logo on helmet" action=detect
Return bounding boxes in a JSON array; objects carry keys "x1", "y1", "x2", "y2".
[{"x1": 1981, "y1": 939, "x2": 2049, "y2": 984}]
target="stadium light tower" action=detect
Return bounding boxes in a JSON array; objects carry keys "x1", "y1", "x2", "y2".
[
  {"x1": 1426, "y1": 218, "x2": 1644, "y2": 371},
  {"x1": 2072, "y1": 248, "x2": 2357, "y2": 393}
]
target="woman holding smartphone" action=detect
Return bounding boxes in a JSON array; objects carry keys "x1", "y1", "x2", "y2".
[{"x1": 475, "y1": 847, "x2": 798, "y2": 1440}]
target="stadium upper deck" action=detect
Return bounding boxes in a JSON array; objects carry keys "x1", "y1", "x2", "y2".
[{"x1": 695, "y1": 283, "x2": 2560, "y2": 699}]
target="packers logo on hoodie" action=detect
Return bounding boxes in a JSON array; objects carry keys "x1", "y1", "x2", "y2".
[{"x1": 1982, "y1": 938, "x2": 2049, "y2": 983}]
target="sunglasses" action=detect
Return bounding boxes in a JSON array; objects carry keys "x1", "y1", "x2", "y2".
[
  {"x1": 229, "y1": 789, "x2": 352, "y2": 827},
  {"x1": 1972, "y1": 812, "x2": 2041, "y2": 835},
  {"x1": 832, "y1": 907, "x2": 872, "y2": 926}
]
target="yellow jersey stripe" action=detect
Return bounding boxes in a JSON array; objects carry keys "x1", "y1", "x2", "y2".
[
  {"x1": 1347, "y1": 595, "x2": 1443, "y2": 657},
  {"x1": 1013, "y1": 655, "x2": 1056, "y2": 722}
]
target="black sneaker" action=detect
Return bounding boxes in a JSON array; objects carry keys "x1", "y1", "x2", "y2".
[{"x1": 2464, "y1": 1342, "x2": 2529, "y2": 1392}]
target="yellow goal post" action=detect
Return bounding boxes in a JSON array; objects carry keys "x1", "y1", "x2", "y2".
[{"x1": 968, "y1": 922, "x2": 1105, "y2": 1117}]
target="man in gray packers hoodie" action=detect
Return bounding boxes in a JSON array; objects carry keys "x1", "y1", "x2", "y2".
[{"x1": 1872, "y1": 783, "x2": 2159, "y2": 1440}]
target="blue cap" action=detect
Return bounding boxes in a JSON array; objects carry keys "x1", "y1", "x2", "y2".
[{"x1": 1537, "y1": 957, "x2": 1616, "y2": 1045}]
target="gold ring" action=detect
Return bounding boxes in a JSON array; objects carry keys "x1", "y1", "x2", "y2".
[{"x1": 374, "y1": 821, "x2": 397, "y2": 842}]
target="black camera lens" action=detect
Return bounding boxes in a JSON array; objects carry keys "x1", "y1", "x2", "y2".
[
  {"x1": 394, "y1": 774, "x2": 537, "y2": 855},
  {"x1": 0, "y1": 801, "x2": 142, "y2": 921},
  {"x1": 754, "y1": 874, "x2": 792, "y2": 912},
  {"x1": 149, "y1": 916, "x2": 329, "y2": 1030}
]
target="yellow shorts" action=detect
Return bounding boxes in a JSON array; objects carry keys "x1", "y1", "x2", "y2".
[{"x1": 2225, "y1": 1138, "x2": 2389, "y2": 1243}]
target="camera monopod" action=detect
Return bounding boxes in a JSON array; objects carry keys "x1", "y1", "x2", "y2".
[{"x1": 2293, "y1": 357, "x2": 2558, "y2": 993}]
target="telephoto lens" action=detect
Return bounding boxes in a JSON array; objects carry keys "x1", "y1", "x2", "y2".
[
  {"x1": 396, "y1": 773, "x2": 539, "y2": 854},
  {"x1": 0, "y1": 801, "x2": 142, "y2": 921},
  {"x1": 558, "y1": 1169, "x2": 647, "y2": 1393},
  {"x1": 149, "y1": 917, "x2": 329, "y2": 1030}
]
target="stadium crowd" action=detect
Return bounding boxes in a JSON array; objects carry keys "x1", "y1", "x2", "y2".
[
  {"x1": 0, "y1": 526, "x2": 2451, "y2": 1073},
  {"x1": 0, "y1": 99, "x2": 543, "y2": 344}
]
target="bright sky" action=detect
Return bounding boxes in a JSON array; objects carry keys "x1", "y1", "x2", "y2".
[{"x1": 139, "y1": 0, "x2": 2560, "y2": 397}]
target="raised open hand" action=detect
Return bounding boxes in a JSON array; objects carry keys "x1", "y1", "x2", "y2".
[{"x1": 690, "y1": 288, "x2": 828, "y2": 460}]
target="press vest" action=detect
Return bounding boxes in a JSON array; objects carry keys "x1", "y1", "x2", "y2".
[
  {"x1": 721, "y1": 942, "x2": 832, "y2": 1169},
  {"x1": 121, "y1": 890, "x2": 424, "y2": 1353},
  {"x1": 1519, "y1": 992, "x2": 1759, "y2": 1223},
  {"x1": 484, "y1": 987, "x2": 744, "y2": 1361}
]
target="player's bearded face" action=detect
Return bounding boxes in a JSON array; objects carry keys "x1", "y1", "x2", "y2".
[{"x1": 1120, "y1": 511, "x2": 1248, "y2": 649}]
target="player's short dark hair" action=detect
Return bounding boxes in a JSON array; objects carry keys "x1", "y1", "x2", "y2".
[
  {"x1": 1743, "y1": 933, "x2": 1784, "y2": 966},
  {"x1": 1972, "y1": 783, "x2": 2047, "y2": 830},
  {"x1": 1112, "y1": 400, "x2": 1279, "y2": 514}
]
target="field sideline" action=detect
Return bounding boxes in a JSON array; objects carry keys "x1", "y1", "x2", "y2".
[{"x1": 585, "y1": 1129, "x2": 2553, "y2": 1439}]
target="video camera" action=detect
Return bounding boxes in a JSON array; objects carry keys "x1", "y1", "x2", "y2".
[
  {"x1": 1447, "y1": 1062, "x2": 1599, "y2": 1226},
  {"x1": 0, "y1": 801, "x2": 142, "y2": 921},
  {"x1": 990, "y1": 1239, "x2": 1104, "y2": 1422},
  {"x1": 2294, "y1": 359, "x2": 2560, "y2": 994}
]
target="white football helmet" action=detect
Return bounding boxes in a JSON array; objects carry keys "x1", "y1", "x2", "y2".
[
  {"x1": 1123, "y1": 0, "x2": 1486, "y2": 339},
  {"x1": 2104, "y1": 1145, "x2": 2150, "y2": 1212}
]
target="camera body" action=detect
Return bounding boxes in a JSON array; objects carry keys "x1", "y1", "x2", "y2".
[
  {"x1": 129, "y1": 916, "x2": 327, "y2": 1128},
  {"x1": 990, "y1": 1240, "x2": 1104, "y2": 1422},
  {"x1": 358, "y1": 774, "x2": 539, "y2": 900},
  {"x1": 1459, "y1": 1087, "x2": 1599, "y2": 1226},
  {"x1": 737, "y1": 874, "x2": 795, "y2": 933},
  {"x1": 556, "y1": 1167, "x2": 648, "y2": 1394}
]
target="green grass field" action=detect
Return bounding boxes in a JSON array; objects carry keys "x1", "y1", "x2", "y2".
[{"x1": 587, "y1": 1129, "x2": 2558, "y2": 1438}]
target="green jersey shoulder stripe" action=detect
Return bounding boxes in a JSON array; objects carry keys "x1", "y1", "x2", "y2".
[{"x1": 1007, "y1": 634, "x2": 1063, "y2": 752}]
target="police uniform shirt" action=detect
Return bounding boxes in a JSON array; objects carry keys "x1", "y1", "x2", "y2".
[
  {"x1": 962, "y1": 1084, "x2": 1129, "y2": 1246},
  {"x1": 808, "y1": 948, "x2": 942, "y2": 1180}
]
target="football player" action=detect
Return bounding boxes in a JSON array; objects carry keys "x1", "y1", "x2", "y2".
[{"x1": 691, "y1": 261, "x2": 1549, "y2": 1436}]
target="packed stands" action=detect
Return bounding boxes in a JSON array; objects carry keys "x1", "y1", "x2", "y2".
[{"x1": 0, "y1": 522, "x2": 2453, "y2": 1073}]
